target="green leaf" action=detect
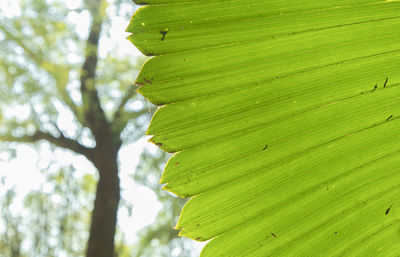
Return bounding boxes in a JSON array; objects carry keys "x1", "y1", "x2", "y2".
[{"x1": 127, "y1": 1, "x2": 400, "y2": 256}]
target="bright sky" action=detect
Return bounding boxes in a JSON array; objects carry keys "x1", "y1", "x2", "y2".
[{"x1": 0, "y1": 0, "x2": 204, "y2": 254}]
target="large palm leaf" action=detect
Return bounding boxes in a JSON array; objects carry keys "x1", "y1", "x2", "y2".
[{"x1": 127, "y1": 1, "x2": 400, "y2": 256}]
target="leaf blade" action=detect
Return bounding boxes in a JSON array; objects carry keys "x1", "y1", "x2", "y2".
[{"x1": 128, "y1": 0, "x2": 400, "y2": 256}]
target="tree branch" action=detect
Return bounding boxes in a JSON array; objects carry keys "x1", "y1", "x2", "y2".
[
  {"x1": 0, "y1": 131, "x2": 95, "y2": 163},
  {"x1": 112, "y1": 108, "x2": 149, "y2": 136},
  {"x1": 111, "y1": 84, "x2": 147, "y2": 134},
  {"x1": 0, "y1": 24, "x2": 43, "y2": 64},
  {"x1": 42, "y1": 61, "x2": 87, "y2": 127},
  {"x1": 79, "y1": 0, "x2": 110, "y2": 141},
  {"x1": 113, "y1": 84, "x2": 137, "y2": 121}
]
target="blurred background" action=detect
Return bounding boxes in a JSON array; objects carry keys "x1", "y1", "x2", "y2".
[{"x1": 0, "y1": 0, "x2": 201, "y2": 256}]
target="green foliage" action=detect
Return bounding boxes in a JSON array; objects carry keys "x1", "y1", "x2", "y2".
[
  {"x1": 0, "y1": 0, "x2": 195, "y2": 256},
  {"x1": 0, "y1": 167, "x2": 94, "y2": 257},
  {"x1": 0, "y1": 0, "x2": 144, "y2": 140},
  {"x1": 128, "y1": 0, "x2": 400, "y2": 256},
  {"x1": 0, "y1": 189, "x2": 25, "y2": 257}
]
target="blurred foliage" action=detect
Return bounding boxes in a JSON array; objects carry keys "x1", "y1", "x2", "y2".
[
  {"x1": 0, "y1": 0, "x2": 195, "y2": 256},
  {"x1": 0, "y1": 166, "x2": 93, "y2": 257}
]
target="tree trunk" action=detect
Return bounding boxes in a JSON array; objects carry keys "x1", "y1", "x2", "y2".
[{"x1": 86, "y1": 147, "x2": 120, "y2": 257}]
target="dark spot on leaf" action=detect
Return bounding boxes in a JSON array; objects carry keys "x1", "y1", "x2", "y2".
[
  {"x1": 196, "y1": 237, "x2": 201, "y2": 241},
  {"x1": 134, "y1": 81, "x2": 144, "y2": 86},
  {"x1": 196, "y1": 224, "x2": 200, "y2": 227},
  {"x1": 155, "y1": 143, "x2": 162, "y2": 147},
  {"x1": 143, "y1": 77, "x2": 153, "y2": 84},
  {"x1": 262, "y1": 144, "x2": 268, "y2": 151},
  {"x1": 271, "y1": 233, "x2": 277, "y2": 238},
  {"x1": 334, "y1": 231, "x2": 338, "y2": 235},
  {"x1": 383, "y1": 77, "x2": 388, "y2": 88},
  {"x1": 175, "y1": 162, "x2": 180, "y2": 166},
  {"x1": 160, "y1": 30, "x2": 168, "y2": 41},
  {"x1": 386, "y1": 115, "x2": 393, "y2": 121},
  {"x1": 385, "y1": 204, "x2": 393, "y2": 215}
]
